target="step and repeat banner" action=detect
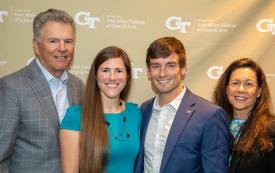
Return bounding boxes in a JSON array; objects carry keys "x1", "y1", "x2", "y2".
[{"x1": 0, "y1": 0, "x2": 275, "y2": 105}]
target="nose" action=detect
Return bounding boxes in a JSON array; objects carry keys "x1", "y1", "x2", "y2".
[
  {"x1": 160, "y1": 66, "x2": 167, "y2": 77},
  {"x1": 237, "y1": 83, "x2": 245, "y2": 92},
  {"x1": 110, "y1": 70, "x2": 115, "y2": 80},
  {"x1": 58, "y1": 41, "x2": 66, "y2": 51}
]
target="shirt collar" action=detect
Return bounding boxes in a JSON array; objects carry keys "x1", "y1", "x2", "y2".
[
  {"x1": 36, "y1": 58, "x2": 68, "y2": 84},
  {"x1": 153, "y1": 85, "x2": 186, "y2": 110}
]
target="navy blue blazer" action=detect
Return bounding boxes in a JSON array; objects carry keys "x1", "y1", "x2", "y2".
[{"x1": 135, "y1": 88, "x2": 230, "y2": 173}]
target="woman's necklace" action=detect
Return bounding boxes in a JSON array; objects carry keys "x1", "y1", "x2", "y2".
[
  {"x1": 230, "y1": 119, "x2": 246, "y2": 141},
  {"x1": 104, "y1": 101, "x2": 130, "y2": 141},
  {"x1": 229, "y1": 118, "x2": 246, "y2": 162}
]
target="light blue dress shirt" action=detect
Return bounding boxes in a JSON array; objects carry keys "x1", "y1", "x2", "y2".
[{"x1": 35, "y1": 58, "x2": 69, "y2": 122}]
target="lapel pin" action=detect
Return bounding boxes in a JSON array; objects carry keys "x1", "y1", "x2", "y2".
[{"x1": 186, "y1": 110, "x2": 192, "y2": 114}]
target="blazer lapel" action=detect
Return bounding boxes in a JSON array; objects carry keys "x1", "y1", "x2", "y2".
[
  {"x1": 67, "y1": 74, "x2": 81, "y2": 105},
  {"x1": 27, "y1": 60, "x2": 59, "y2": 128},
  {"x1": 140, "y1": 99, "x2": 154, "y2": 142},
  {"x1": 67, "y1": 74, "x2": 74, "y2": 105},
  {"x1": 160, "y1": 89, "x2": 196, "y2": 172},
  {"x1": 229, "y1": 153, "x2": 241, "y2": 173},
  {"x1": 138, "y1": 98, "x2": 155, "y2": 171}
]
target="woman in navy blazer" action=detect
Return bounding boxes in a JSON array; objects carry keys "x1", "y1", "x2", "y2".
[{"x1": 213, "y1": 58, "x2": 275, "y2": 173}]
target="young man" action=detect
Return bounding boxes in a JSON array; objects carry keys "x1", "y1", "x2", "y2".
[
  {"x1": 135, "y1": 37, "x2": 229, "y2": 173},
  {"x1": 0, "y1": 9, "x2": 84, "y2": 173}
]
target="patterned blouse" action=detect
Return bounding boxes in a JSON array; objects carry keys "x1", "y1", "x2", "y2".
[{"x1": 230, "y1": 118, "x2": 246, "y2": 143}]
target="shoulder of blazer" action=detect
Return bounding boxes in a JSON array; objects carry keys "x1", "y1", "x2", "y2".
[
  {"x1": 67, "y1": 72, "x2": 84, "y2": 87},
  {"x1": 1, "y1": 62, "x2": 37, "y2": 88},
  {"x1": 187, "y1": 90, "x2": 223, "y2": 112},
  {"x1": 140, "y1": 97, "x2": 155, "y2": 113},
  {"x1": 178, "y1": 88, "x2": 226, "y2": 125}
]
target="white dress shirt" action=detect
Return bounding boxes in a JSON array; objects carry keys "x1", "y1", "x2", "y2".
[{"x1": 144, "y1": 86, "x2": 186, "y2": 173}]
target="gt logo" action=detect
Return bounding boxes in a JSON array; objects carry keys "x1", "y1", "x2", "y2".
[
  {"x1": 165, "y1": 16, "x2": 191, "y2": 33},
  {"x1": 207, "y1": 66, "x2": 224, "y2": 79},
  {"x1": 0, "y1": 11, "x2": 8, "y2": 23},
  {"x1": 74, "y1": 11, "x2": 100, "y2": 29},
  {"x1": 256, "y1": 18, "x2": 275, "y2": 35}
]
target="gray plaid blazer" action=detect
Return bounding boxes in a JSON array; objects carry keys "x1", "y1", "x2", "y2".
[{"x1": 0, "y1": 60, "x2": 84, "y2": 173}]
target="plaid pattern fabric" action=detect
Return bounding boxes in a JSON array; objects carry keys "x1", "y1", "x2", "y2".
[{"x1": 0, "y1": 60, "x2": 84, "y2": 173}]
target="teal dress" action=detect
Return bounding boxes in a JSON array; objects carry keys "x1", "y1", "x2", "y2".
[{"x1": 60, "y1": 102, "x2": 141, "y2": 173}]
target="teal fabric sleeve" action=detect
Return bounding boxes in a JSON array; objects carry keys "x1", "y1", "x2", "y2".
[{"x1": 60, "y1": 105, "x2": 81, "y2": 131}]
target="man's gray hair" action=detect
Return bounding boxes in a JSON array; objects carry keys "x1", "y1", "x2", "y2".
[{"x1": 33, "y1": 8, "x2": 75, "y2": 41}]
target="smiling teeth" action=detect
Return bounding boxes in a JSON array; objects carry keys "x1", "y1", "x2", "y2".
[
  {"x1": 158, "y1": 79, "x2": 169, "y2": 83},
  {"x1": 56, "y1": 56, "x2": 66, "y2": 59},
  {"x1": 106, "y1": 84, "x2": 117, "y2": 87},
  {"x1": 235, "y1": 96, "x2": 246, "y2": 100}
]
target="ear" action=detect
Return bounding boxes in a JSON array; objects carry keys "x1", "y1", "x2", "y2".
[
  {"x1": 181, "y1": 67, "x2": 186, "y2": 79},
  {"x1": 147, "y1": 68, "x2": 151, "y2": 80},
  {"x1": 181, "y1": 67, "x2": 186, "y2": 75},
  {"x1": 32, "y1": 39, "x2": 40, "y2": 57}
]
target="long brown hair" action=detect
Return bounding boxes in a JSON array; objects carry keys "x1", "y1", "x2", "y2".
[
  {"x1": 80, "y1": 46, "x2": 132, "y2": 173},
  {"x1": 213, "y1": 58, "x2": 275, "y2": 154}
]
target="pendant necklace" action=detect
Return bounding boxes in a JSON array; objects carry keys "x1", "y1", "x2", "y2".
[{"x1": 105, "y1": 101, "x2": 130, "y2": 141}]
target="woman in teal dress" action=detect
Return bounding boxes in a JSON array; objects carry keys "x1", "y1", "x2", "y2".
[{"x1": 60, "y1": 46, "x2": 141, "y2": 173}]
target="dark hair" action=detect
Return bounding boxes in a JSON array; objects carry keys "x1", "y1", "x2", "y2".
[
  {"x1": 80, "y1": 46, "x2": 132, "y2": 173},
  {"x1": 146, "y1": 37, "x2": 186, "y2": 68},
  {"x1": 33, "y1": 8, "x2": 75, "y2": 41},
  {"x1": 213, "y1": 58, "x2": 274, "y2": 154}
]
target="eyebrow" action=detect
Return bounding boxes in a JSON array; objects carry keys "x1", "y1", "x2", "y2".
[
  {"x1": 230, "y1": 79, "x2": 257, "y2": 82},
  {"x1": 150, "y1": 61, "x2": 177, "y2": 65},
  {"x1": 99, "y1": 67, "x2": 125, "y2": 69},
  {"x1": 166, "y1": 62, "x2": 177, "y2": 64},
  {"x1": 47, "y1": 37, "x2": 74, "y2": 40}
]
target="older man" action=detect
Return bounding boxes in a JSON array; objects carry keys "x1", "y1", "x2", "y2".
[{"x1": 0, "y1": 9, "x2": 84, "y2": 173}]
